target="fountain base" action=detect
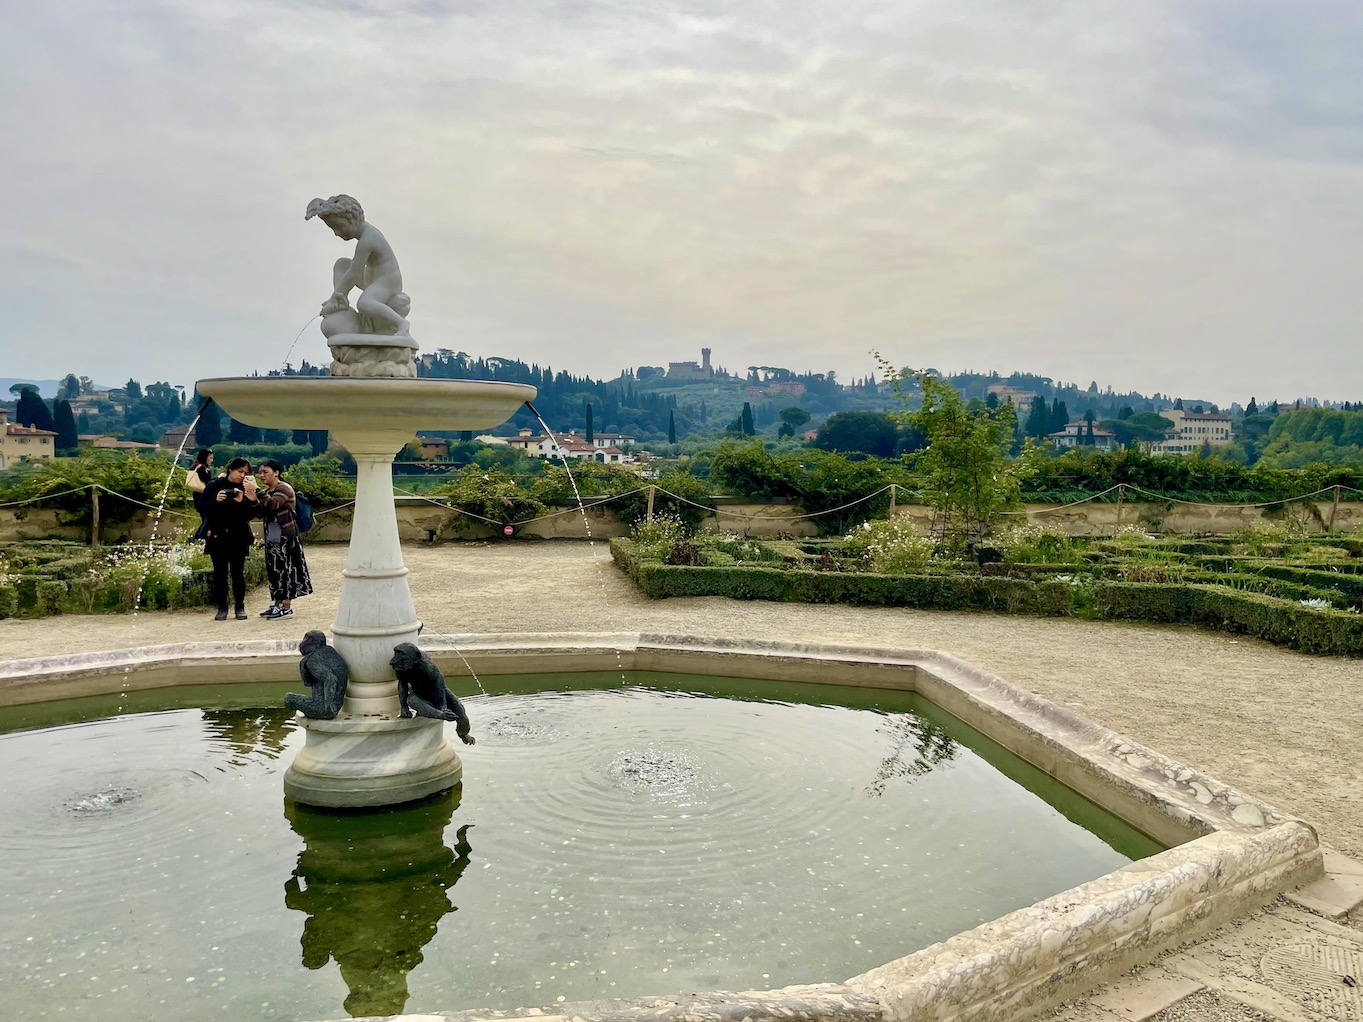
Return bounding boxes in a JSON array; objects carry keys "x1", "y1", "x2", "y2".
[{"x1": 283, "y1": 714, "x2": 463, "y2": 808}]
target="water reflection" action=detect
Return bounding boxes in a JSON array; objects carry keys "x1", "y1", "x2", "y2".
[
  {"x1": 202, "y1": 707, "x2": 291, "y2": 765},
  {"x1": 865, "y1": 714, "x2": 958, "y2": 797},
  {"x1": 283, "y1": 789, "x2": 473, "y2": 1017}
]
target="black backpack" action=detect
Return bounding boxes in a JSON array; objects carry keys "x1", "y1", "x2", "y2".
[{"x1": 294, "y1": 493, "x2": 315, "y2": 533}]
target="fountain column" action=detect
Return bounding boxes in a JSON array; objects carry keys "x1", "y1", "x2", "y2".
[
  {"x1": 329, "y1": 430, "x2": 420, "y2": 717},
  {"x1": 281, "y1": 424, "x2": 463, "y2": 808}
]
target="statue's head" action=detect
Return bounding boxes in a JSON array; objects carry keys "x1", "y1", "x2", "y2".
[
  {"x1": 389, "y1": 642, "x2": 422, "y2": 672},
  {"x1": 299, "y1": 630, "x2": 328, "y2": 656},
  {"x1": 305, "y1": 194, "x2": 364, "y2": 240}
]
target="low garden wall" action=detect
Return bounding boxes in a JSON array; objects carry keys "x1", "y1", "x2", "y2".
[{"x1": 3, "y1": 498, "x2": 1361, "y2": 546}]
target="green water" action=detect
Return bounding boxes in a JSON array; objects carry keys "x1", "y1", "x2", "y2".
[{"x1": 0, "y1": 673, "x2": 1160, "y2": 1021}]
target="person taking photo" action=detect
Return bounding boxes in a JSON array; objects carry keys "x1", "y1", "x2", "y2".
[{"x1": 197, "y1": 457, "x2": 259, "y2": 620}]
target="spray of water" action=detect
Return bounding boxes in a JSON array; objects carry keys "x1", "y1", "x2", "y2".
[
  {"x1": 521, "y1": 401, "x2": 629, "y2": 684},
  {"x1": 279, "y1": 315, "x2": 321, "y2": 373}
]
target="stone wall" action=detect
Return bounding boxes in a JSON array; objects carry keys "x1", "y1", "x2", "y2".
[{"x1": 2, "y1": 497, "x2": 1360, "y2": 545}]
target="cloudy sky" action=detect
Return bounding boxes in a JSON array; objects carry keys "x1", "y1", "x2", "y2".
[{"x1": 5, "y1": 0, "x2": 1362, "y2": 404}]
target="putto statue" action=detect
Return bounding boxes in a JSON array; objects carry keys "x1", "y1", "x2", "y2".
[{"x1": 305, "y1": 195, "x2": 418, "y2": 379}]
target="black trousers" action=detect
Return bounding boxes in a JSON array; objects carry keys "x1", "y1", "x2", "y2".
[{"x1": 211, "y1": 547, "x2": 248, "y2": 611}]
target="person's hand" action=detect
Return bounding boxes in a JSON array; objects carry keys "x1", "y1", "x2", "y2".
[
  {"x1": 232, "y1": 489, "x2": 243, "y2": 502},
  {"x1": 215, "y1": 490, "x2": 228, "y2": 502}
]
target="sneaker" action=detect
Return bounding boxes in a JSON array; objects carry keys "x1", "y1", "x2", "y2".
[
  {"x1": 264, "y1": 606, "x2": 294, "y2": 620},
  {"x1": 235, "y1": 609, "x2": 249, "y2": 620},
  {"x1": 259, "y1": 604, "x2": 278, "y2": 617},
  {"x1": 214, "y1": 608, "x2": 228, "y2": 621}
]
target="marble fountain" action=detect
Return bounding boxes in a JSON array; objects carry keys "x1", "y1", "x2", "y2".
[{"x1": 0, "y1": 197, "x2": 1324, "y2": 1022}]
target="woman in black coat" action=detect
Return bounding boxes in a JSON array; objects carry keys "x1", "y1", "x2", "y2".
[{"x1": 197, "y1": 457, "x2": 260, "y2": 620}]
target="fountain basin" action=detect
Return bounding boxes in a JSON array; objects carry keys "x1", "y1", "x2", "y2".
[
  {"x1": 195, "y1": 377, "x2": 536, "y2": 436},
  {"x1": 0, "y1": 634, "x2": 1321, "y2": 1022}
]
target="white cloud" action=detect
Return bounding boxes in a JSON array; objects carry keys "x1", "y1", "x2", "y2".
[{"x1": 4, "y1": 0, "x2": 1362, "y2": 403}]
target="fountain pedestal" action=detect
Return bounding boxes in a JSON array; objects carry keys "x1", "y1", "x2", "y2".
[{"x1": 195, "y1": 376, "x2": 535, "y2": 808}]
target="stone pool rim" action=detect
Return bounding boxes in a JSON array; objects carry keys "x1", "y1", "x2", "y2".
[{"x1": 0, "y1": 633, "x2": 1322, "y2": 1022}]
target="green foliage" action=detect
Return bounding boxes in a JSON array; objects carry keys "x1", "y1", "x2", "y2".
[
  {"x1": 878, "y1": 356, "x2": 1020, "y2": 548},
  {"x1": 1092, "y1": 582, "x2": 1363, "y2": 656},
  {"x1": 709, "y1": 440, "x2": 804, "y2": 502},
  {"x1": 0, "y1": 450, "x2": 192, "y2": 526},
  {"x1": 281, "y1": 457, "x2": 357, "y2": 507},
  {"x1": 629, "y1": 512, "x2": 690, "y2": 559},
  {"x1": 0, "y1": 541, "x2": 267, "y2": 618},
  {"x1": 841, "y1": 519, "x2": 935, "y2": 574},
  {"x1": 810, "y1": 411, "x2": 899, "y2": 458},
  {"x1": 429, "y1": 467, "x2": 547, "y2": 529},
  {"x1": 612, "y1": 539, "x2": 1072, "y2": 614},
  {"x1": 994, "y1": 523, "x2": 1086, "y2": 564},
  {"x1": 612, "y1": 471, "x2": 714, "y2": 533}
]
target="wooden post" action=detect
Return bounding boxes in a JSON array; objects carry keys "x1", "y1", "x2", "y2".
[
  {"x1": 1114, "y1": 483, "x2": 1124, "y2": 536},
  {"x1": 889, "y1": 483, "x2": 897, "y2": 517},
  {"x1": 1330, "y1": 484, "x2": 1341, "y2": 533},
  {"x1": 90, "y1": 487, "x2": 100, "y2": 549},
  {"x1": 646, "y1": 485, "x2": 656, "y2": 522}
]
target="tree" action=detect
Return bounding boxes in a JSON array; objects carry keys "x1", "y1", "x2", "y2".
[
  {"x1": 779, "y1": 407, "x2": 811, "y2": 431},
  {"x1": 125, "y1": 378, "x2": 143, "y2": 400},
  {"x1": 228, "y1": 416, "x2": 261, "y2": 443},
  {"x1": 16, "y1": 389, "x2": 57, "y2": 432},
  {"x1": 878, "y1": 355, "x2": 1020, "y2": 549},
  {"x1": 585, "y1": 403, "x2": 594, "y2": 443},
  {"x1": 1048, "y1": 399, "x2": 1069, "y2": 435},
  {"x1": 53, "y1": 398, "x2": 79, "y2": 453},
  {"x1": 699, "y1": 399, "x2": 707, "y2": 424},
  {"x1": 60, "y1": 374, "x2": 81, "y2": 400},
  {"x1": 667, "y1": 410, "x2": 676, "y2": 444},
  {"x1": 740, "y1": 402, "x2": 755, "y2": 436},
  {"x1": 196, "y1": 401, "x2": 223, "y2": 447},
  {"x1": 1024, "y1": 397, "x2": 1049, "y2": 440},
  {"x1": 1246, "y1": 397, "x2": 1258, "y2": 416},
  {"x1": 1173, "y1": 398, "x2": 1184, "y2": 410},
  {"x1": 810, "y1": 411, "x2": 898, "y2": 458},
  {"x1": 310, "y1": 430, "x2": 330, "y2": 456},
  {"x1": 163, "y1": 392, "x2": 181, "y2": 423}
]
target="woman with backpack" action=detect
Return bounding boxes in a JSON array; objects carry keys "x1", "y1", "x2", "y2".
[{"x1": 255, "y1": 459, "x2": 313, "y2": 620}]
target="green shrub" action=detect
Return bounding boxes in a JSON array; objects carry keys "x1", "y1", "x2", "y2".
[
  {"x1": 630, "y1": 513, "x2": 689, "y2": 560},
  {"x1": 35, "y1": 580, "x2": 67, "y2": 615},
  {"x1": 1092, "y1": 581, "x2": 1363, "y2": 656},
  {"x1": 611, "y1": 539, "x2": 1072, "y2": 614},
  {"x1": 0, "y1": 587, "x2": 15, "y2": 618},
  {"x1": 842, "y1": 519, "x2": 935, "y2": 574}
]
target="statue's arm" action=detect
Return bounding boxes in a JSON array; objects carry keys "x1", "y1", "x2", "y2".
[{"x1": 332, "y1": 236, "x2": 374, "y2": 297}]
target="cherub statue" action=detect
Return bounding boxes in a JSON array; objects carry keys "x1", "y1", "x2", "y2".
[{"x1": 305, "y1": 195, "x2": 411, "y2": 337}]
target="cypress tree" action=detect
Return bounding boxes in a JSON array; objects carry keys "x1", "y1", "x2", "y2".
[
  {"x1": 53, "y1": 398, "x2": 79, "y2": 453},
  {"x1": 740, "y1": 402, "x2": 755, "y2": 436},
  {"x1": 228, "y1": 415, "x2": 260, "y2": 444},
  {"x1": 585, "y1": 403, "x2": 594, "y2": 443},
  {"x1": 195, "y1": 401, "x2": 223, "y2": 447},
  {"x1": 16, "y1": 389, "x2": 57, "y2": 432},
  {"x1": 668, "y1": 410, "x2": 676, "y2": 444}
]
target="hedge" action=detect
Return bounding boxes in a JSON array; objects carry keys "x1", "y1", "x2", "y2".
[
  {"x1": 1093, "y1": 582, "x2": 1363, "y2": 656},
  {"x1": 610, "y1": 539, "x2": 1073, "y2": 615}
]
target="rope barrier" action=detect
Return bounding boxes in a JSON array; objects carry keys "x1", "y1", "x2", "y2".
[{"x1": 997, "y1": 484, "x2": 1125, "y2": 515}]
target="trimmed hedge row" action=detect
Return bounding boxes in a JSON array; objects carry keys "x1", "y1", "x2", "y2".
[
  {"x1": 611, "y1": 540, "x2": 1073, "y2": 615},
  {"x1": 612, "y1": 540, "x2": 1363, "y2": 657},
  {"x1": 1092, "y1": 582, "x2": 1363, "y2": 656}
]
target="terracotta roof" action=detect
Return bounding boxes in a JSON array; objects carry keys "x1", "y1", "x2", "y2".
[{"x1": 5, "y1": 423, "x2": 57, "y2": 437}]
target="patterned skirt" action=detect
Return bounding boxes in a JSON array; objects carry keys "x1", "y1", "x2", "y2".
[{"x1": 265, "y1": 535, "x2": 314, "y2": 602}]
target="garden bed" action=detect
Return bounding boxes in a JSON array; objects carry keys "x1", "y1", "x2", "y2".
[{"x1": 611, "y1": 526, "x2": 1363, "y2": 657}]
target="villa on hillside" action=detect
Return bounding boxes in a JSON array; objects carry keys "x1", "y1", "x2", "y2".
[
  {"x1": 987, "y1": 383, "x2": 1038, "y2": 407},
  {"x1": 501, "y1": 428, "x2": 632, "y2": 463},
  {"x1": 0, "y1": 408, "x2": 56, "y2": 468},
  {"x1": 1047, "y1": 421, "x2": 1116, "y2": 451},
  {"x1": 1148, "y1": 409, "x2": 1232, "y2": 455}
]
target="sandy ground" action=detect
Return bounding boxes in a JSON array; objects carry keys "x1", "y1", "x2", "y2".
[
  {"x1": 3, "y1": 539, "x2": 1360, "y2": 861},
  {"x1": 4, "y1": 540, "x2": 1362, "y2": 1020}
]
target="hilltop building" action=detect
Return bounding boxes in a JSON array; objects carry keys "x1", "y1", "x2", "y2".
[
  {"x1": 1046, "y1": 421, "x2": 1115, "y2": 451},
  {"x1": 667, "y1": 348, "x2": 713, "y2": 380}
]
